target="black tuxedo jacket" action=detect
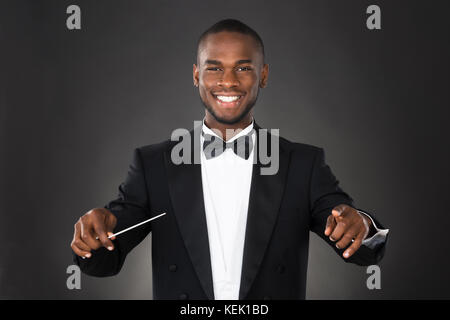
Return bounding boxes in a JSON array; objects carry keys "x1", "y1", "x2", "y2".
[{"x1": 74, "y1": 122, "x2": 387, "y2": 300}]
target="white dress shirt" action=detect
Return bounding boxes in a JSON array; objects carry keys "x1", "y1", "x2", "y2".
[
  {"x1": 200, "y1": 118, "x2": 388, "y2": 300},
  {"x1": 200, "y1": 118, "x2": 256, "y2": 300}
]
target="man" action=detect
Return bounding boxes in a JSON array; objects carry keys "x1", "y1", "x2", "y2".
[{"x1": 71, "y1": 19, "x2": 389, "y2": 300}]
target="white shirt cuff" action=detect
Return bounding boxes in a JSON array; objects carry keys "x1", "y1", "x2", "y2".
[{"x1": 358, "y1": 210, "x2": 389, "y2": 250}]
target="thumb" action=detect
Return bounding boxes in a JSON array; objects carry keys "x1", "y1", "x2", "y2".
[
  {"x1": 107, "y1": 231, "x2": 116, "y2": 241},
  {"x1": 105, "y1": 211, "x2": 117, "y2": 230},
  {"x1": 106, "y1": 214, "x2": 117, "y2": 240}
]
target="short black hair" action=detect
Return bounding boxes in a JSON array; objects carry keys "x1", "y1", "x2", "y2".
[{"x1": 197, "y1": 19, "x2": 265, "y2": 63}]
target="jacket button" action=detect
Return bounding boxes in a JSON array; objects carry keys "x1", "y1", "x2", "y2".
[
  {"x1": 169, "y1": 264, "x2": 177, "y2": 272},
  {"x1": 277, "y1": 265, "x2": 286, "y2": 274},
  {"x1": 179, "y1": 293, "x2": 188, "y2": 300}
]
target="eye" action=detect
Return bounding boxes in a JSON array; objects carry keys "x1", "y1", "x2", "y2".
[
  {"x1": 237, "y1": 66, "x2": 252, "y2": 71},
  {"x1": 207, "y1": 67, "x2": 222, "y2": 71}
]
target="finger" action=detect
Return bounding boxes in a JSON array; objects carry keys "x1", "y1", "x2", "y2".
[
  {"x1": 80, "y1": 219, "x2": 101, "y2": 250},
  {"x1": 73, "y1": 232, "x2": 92, "y2": 252},
  {"x1": 72, "y1": 223, "x2": 92, "y2": 258},
  {"x1": 329, "y1": 219, "x2": 351, "y2": 242},
  {"x1": 343, "y1": 232, "x2": 364, "y2": 259},
  {"x1": 332, "y1": 204, "x2": 347, "y2": 219},
  {"x1": 93, "y1": 223, "x2": 114, "y2": 251},
  {"x1": 71, "y1": 242, "x2": 92, "y2": 259},
  {"x1": 335, "y1": 226, "x2": 359, "y2": 250},
  {"x1": 107, "y1": 232, "x2": 116, "y2": 241},
  {"x1": 324, "y1": 215, "x2": 336, "y2": 236}
]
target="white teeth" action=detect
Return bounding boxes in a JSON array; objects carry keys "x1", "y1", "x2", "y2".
[{"x1": 216, "y1": 95, "x2": 240, "y2": 102}]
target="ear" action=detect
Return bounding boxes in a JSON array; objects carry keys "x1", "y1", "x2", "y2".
[
  {"x1": 193, "y1": 63, "x2": 199, "y2": 87},
  {"x1": 259, "y1": 63, "x2": 269, "y2": 88}
]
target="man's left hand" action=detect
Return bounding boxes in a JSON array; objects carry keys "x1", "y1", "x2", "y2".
[{"x1": 324, "y1": 204, "x2": 373, "y2": 259}]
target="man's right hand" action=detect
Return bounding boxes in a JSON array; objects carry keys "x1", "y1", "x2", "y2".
[{"x1": 71, "y1": 208, "x2": 117, "y2": 259}]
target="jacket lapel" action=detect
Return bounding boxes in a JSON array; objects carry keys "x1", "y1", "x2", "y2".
[
  {"x1": 239, "y1": 122, "x2": 291, "y2": 299},
  {"x1": 164, "y1": 124, "x2": 215, "y2": 300}
]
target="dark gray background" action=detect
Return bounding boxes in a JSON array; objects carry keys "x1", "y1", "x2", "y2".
[{"x1": 1, "y1": 0, "x2": 449, "y2": 299}]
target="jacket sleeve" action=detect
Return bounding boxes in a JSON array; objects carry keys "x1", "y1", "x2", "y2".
[
  {"x1": 72, "y1": 148, "x2": 152, "y2": 276},
  {"x1": 308, "y1": 147, "x2": 388, "y2": 266}
]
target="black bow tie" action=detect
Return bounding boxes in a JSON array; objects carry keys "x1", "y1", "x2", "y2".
[{"x1": 202, "y1": 129, "x2": 254, "y2": 160}]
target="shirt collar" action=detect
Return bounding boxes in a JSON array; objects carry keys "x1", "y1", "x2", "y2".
[{"x1": 201, "y1": 117, "x2": 254, "y2": 143}]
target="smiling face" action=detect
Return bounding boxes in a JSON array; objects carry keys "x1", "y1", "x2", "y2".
[{"x1": 193, "y1": 31, "x2": 268, "y2": 129}]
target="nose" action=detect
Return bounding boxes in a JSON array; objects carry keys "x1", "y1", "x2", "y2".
[{"x1": 217, "y1": 69, "x2": 239, "y2": 88}]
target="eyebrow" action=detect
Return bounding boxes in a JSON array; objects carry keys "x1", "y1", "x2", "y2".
[{"x1": 205, "y1": 59, "x2": 253, "y2": 65}]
